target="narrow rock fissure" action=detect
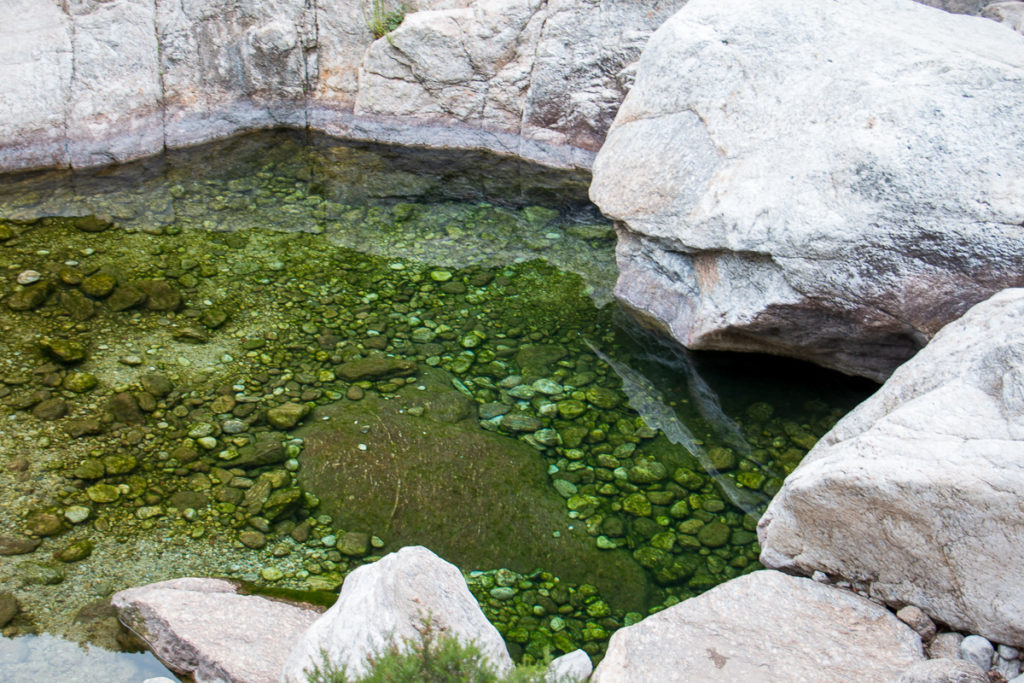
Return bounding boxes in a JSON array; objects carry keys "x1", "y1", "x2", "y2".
[
  {"x1": 59, "y1": 0, "x2": 76, "y2": 169},
  {"x1": 152, "y1": 0, "x2": 169, "y2": 156},
  {"x1": 517, "y1": 0, "x2": 552, "y2": 161}
]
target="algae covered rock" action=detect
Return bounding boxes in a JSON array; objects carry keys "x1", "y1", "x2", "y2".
[
  {"x1": 296, "y1": 369, "x2": 649, "y2": 610},
  {"x1": 267, "y1": 401, "x2": 310, "y2": 430},
  {"x1": 335, "y1": 357, "x2": 416, "y2": 381}
]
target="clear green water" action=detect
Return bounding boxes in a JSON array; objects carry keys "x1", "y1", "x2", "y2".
[{"x1": 0, "y1": 131, "x2": 874, "y2": 674}]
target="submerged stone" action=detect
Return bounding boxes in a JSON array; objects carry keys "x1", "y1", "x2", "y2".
[
  {"x1": 7, "y1": 283, "x2": 52, "y2": 311},
  {"x1": 267, "y1": 402, "x2": 311, "y2": 430},
  {"x1": 81, "y1": 272, "x2": 117, "y2": 298},
  {"x1": 39, "y1": 338, "x2": 86, "y2": 364},
  {"x1": 55, "y1": 539, "x2": 94, "y2": 562},
  {"x1": 336, "y1": 358, "x2": 416, "y2": 381},
  {"x1": 0, "y1": 536, "x2": 41, "y2": 556},
  {"x1": 138, "y1": 279, "x2": 182, "y2": 311}
]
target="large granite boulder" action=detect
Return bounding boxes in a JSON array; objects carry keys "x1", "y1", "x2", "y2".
[
  {"x1": 591, "y1": 570, "x2": 924, "y2": 681},
  {"x1": 589, "y1": 0, "x2": 1024, "y2": 381},
  {"x1": 759, "y1": 289, "x2": 1024, "y2": 646},
  {"x1": 282, "y1": 546, "x2": 513, "y2": 681},
  {"x1": 111, "y1": 577, "x2": 323, "y2": 682}
]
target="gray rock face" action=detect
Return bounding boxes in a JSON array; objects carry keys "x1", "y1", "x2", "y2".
[
  {"x1": 589, "y1": 0, "x2": 1024, "y2": 381},
  {"x1": 759, "y1": 289, "x2": 1024, "y2": 646},
  {"x1": 0, "y1": 0, "x2": 682, "y2": 173},
  {"x1": 111, "y1": 577, "x2": 323, "y2": 683},
  {"x1": 898, "y1": 659, "x2": 989, "y2": 683},
  {"x1": 983, "y1": 1, "x2": 1024, "y2": 32},
  {"x1": 591, "y1": 570, "x2": 924, "y2": 682},
  {"x1": 281, "y1": 546, "x2": 513, "y2": 682}
]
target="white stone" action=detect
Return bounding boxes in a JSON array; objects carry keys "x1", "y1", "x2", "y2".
[
  {"x1": 961, "y1": 635, "x2": 995, "y2": 671},
  {"x1": 591, "y1": 570, "x2": 923, "y2": 682},
  {"x1": 545, "y1": 649, "x2": 593, "y2": 682},
  {"x1": 111, "y1": 577, "x2": 322, "y2": 683},
  {"x1": 16, "y1": 271, "x2": 40, "y2": 285},
  {"x1": 281, "y1": 546, "x2": 512, "y2": 682},
  {"x1": 759, "y1": 289, "x2": 1024, "y2": 646},
  {"x1": 589, "y1": 0, "x2": 1024, "y2": 381}
]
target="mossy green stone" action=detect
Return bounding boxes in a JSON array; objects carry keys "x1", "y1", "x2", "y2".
[
  {"x1": 81, "y1": 272, "x2": 117, "y2": 298},
  {"x1": 584, "y1": 385, "x2": 620, "y2": 410},
  {"x1": 40, "y1": 338, "x2": 86, "y2": 364},
  {"x1": 267, "y1": 402, "x2": 310, "y2": 430},
  {"x1": 7, "y1": 284, "x2": 51, "y2": 311},
  {"x1": 59, "y1": 290, "x2": 95, "y2": 321},
  {"x1": 25, "y1": 513, "x2": 63, "y2": 537},
  {"x1": 336, "y1": 531, "x2": 371, "y2": 556},
  {"x1": 736, "y1": 471, "x2": 766, "y2": 490},
  {"x1": 18, "y1": 561, "x2": 65, "y2": 586},
  {"x1": 650, "y1": 531, "x2": 676, "y2": 552},
  {"x1": 72, "y1": 458, "x2": 105, "y2": 479},
  {"x1": 677, "y1": 519, "x2": 704, "y2": 534},
  {"x1": 262, "y1": 487, "x2": 302, "y2": 520},
  {"x1": 621, "y1": 493, "x2": 652, "y2": 517},
  {"x1": 730, "y1": 529, "x2": 758, "y2": 545},
  {"x1": 555, "y1": 399, "x2": 587, "y2": 420},
  {"x1": 107, "y1": 284, "x2": 147, "y2": 311},
  {"x1": 101, "y1": 453, "x2": 137, "y2": 475},
  {"x1": 627, "y1": 460, "x2": 668, "y2": 484},
  {"x1": 669, "y1": 500, "x2": 690, "y2": 518},
  {"x1": 55, "y1": 539, "x2": 93, "y2": 562},
  {"x1": 632, "y1": 545, "x2": 668, "y2": 569},
  {"x1": 697, "y1": 520, "x2": 731, "y2": 548},
  {"x1": 672, "y1": 467, "x2": 704, "y2": 490},
  {"x1": 585, "y1": 599, "x2": 611, "y2": 618},
  {"x1": 86, "y1": 484, "x2": 120, "y2": 503},
  {"x1": 63, "y1": 372, "x2": 98, "y2": 393},
  {"x1": 708, "y1": 447, "x2": 736, "y2": 471},
  {"x1": 138, "y1": 279, "x2": 182, "y2": 311}
]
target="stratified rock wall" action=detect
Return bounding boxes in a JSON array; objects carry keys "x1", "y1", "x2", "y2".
[
  {"x1": 589, "y1": 0, "x2": 1024, "y2": 380},
  {"x1": 0, "y1": 0, "x2": 684, "y2": 172}
]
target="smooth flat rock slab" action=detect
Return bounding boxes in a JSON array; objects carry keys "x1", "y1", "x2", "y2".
[
  {"x1": 592, "y1": 570, "x2": 924, "y2": 682},
  {"x1": 112, "y1": 577, "x2": 323, "y2": 683}
]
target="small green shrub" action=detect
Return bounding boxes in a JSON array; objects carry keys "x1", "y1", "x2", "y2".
[
  {"x1": 305, "y1": 618, "x2": 551, "y2": 683},
  {"x1": 363, "y1": 0, "x2": 407, "y2": 40}
]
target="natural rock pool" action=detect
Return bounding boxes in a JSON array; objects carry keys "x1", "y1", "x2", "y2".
[{"x1": 0, "y1": 131, "x2": 874, "y2": 677}]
